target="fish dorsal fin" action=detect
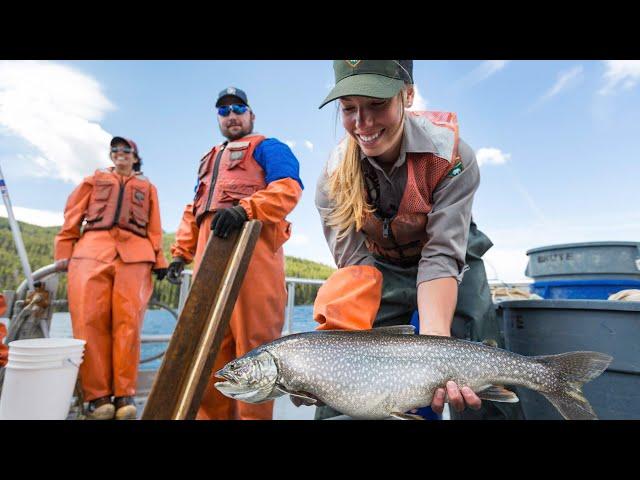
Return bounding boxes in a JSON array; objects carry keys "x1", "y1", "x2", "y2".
[
  {"x1": 369, "y1": 325, "x2": 416, "y2": 335},
  {"x1": 476, "y1": 385, "x2": 520, "y2": 403}
]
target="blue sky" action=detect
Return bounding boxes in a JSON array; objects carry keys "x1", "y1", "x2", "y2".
[{"x1": 1, "y1": 60, "x2": 639, "y2": 282}]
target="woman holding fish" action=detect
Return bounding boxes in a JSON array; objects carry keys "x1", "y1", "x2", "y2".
[{"x1": 314, "y1": 60, "x2": 483, "y2": 416}]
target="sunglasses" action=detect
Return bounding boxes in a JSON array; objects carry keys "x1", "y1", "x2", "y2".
[
  {"x1": 111, "y1": 146, "x2": 134, "y2": 154},
  {"x1": 217, "y1": 104, "x2": 249, "y2": 117}
]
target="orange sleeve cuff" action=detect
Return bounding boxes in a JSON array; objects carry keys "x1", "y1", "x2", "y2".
[
  {"x1": 314, "y1": 265, "x2": 383, "y2": 331},
  {"x1": 239, "y1": 177, "x2": 302, "y2": 223}
]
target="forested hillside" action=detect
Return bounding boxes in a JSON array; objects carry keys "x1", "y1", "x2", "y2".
[{"x1": 0, "y1": 218, "x2": 334, "y2": 308}]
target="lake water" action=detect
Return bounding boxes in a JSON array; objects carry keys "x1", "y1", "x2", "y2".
[{"x1": 49, "y1": 305, "x2": 317, "y2": 371}]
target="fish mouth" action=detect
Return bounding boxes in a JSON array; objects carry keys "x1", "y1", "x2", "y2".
[{"x1": 214, "y1": 369, "x2": 237, "y2": 384}]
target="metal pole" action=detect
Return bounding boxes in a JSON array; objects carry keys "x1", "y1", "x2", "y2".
[
  {"x1": 177, "y1": 270, "x2": 192, "y2": 315},
  {"x1": 285, "y1": 282, "x2": 295, "y2": 336},
  {"x1": 0, "y1": 163, "x2": 34, "y2": 292}
]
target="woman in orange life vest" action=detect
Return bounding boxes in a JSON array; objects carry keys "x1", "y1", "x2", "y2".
[
  {"x1": 314, "y1": 60, "x2": 483, "y2": 417},
  {"x1": 54, "y1": 137, "x2": 168, "y2": 420}
]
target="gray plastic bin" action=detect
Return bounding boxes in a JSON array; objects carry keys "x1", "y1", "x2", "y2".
[
  {"x1": 525, "y1": 241, "x2": 640, "y2": 281},
  {"x1": 499, "y1": 299, "x2": 640, "y2": 420}
]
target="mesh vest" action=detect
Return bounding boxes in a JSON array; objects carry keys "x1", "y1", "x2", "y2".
[{"x1": 360, "y1": 111, "x2": 460, "y2": 264}]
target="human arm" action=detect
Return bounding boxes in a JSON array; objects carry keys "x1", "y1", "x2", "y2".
[
  {"x1": 312, "y1": 149, "x2": 382, "y2": 331},
  {"x1": 148, "y1": 184, "x2": 168, "y2": 270},
  {"x1": 237, "y1": 138, "x2": 304, "y2": 224},
  {"x1": 417, "y1": 139, "x2": 482, "y2": 413},
  {"x1": 170, "y1": 202, "x2": 199, "y2": 265},
  {"x1": 54, "y1": 178, "x2": 94, "y2": 267}
]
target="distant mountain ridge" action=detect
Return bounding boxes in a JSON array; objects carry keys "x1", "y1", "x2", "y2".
[{"x1": 0, "y1": 217, "x2": 334, "y2": 307}]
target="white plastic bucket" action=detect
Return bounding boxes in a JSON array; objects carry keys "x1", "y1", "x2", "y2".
[
  {"x1": 0, "y1": 338, "x2": 86, "y2": 420},
  {"x1": 7, "y1": 338, "x2": 85, "y2": 356}
]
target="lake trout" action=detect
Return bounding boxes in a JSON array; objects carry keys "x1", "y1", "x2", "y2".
[{"x1": 214, "y1": 325, "x2": 612, "y2": 420}]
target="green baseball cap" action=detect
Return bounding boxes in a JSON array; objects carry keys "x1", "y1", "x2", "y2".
[{"x1": 319, "y1": 60, "x2": 413, "y2": 109}]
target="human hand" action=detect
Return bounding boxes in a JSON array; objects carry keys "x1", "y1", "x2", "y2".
[
  {"x1": 431, "y1": 381, "x2": 482, "y2": 415},
  {"x1": 167, "y1": 258, "x2": 185, "y2": 285},
  {"x1": 210, "y1": 206, "x2": 248, "y2": 238},
  {"x1": 153, "y1": 268, "x2": 168, "y2": 281}
]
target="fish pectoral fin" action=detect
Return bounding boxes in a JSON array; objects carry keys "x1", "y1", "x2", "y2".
[
  {"x1": 368, "y1": 325, "x2": 416, "y2": 335},
  {"x1": 276, "y1": 386, "x2": 319, "y2": 407},
  {"x1": 389, "y1": 412, "x2": 426, "y2": 420},
  {"x1": 476, "y1": 385, "x2": 520, "y2": 403}
]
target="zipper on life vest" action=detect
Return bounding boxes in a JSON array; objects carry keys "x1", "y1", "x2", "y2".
[
  {"x1": 203, "y1": 144, "x2": 227, "y2": 214},
  {"x1": 382, "y1": 218, "x2": 391, "y2": 239},
  {"x1": 112, "y1": 175, "x2": 135, "y2": 228},
  {"x1": 112, "y1": 180, "x2": 126, "y2": 228}
]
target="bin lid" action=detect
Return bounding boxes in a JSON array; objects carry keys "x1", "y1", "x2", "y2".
[
  {"x1": 526, "y1": 241, "x2": 640, "y2": 256},
  {"x1": 498, "y1": 299, "x2": 640, "y2": 312}
]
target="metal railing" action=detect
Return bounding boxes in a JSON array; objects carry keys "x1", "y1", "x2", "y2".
[{"x1": 6, "y1": 265, "x2": 533, "y2": 349}]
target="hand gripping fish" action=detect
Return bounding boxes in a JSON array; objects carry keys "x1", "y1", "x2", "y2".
[{"x1": 214, "y1": 326, "x2": 612, "y2": 420}]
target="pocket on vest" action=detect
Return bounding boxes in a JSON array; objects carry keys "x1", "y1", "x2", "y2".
[
  {"x1": 218, "y1": 184, "x2": 256, "y2": 204},
  {"x1": 84, "y1": 182, "x2": 113, "y2": 222},
  {"x1": 85, "y1": 202, "x2": 108, "y2": 223},
  {"x1": 93, "y1": 181, "x2": 113, "y2": 201}
]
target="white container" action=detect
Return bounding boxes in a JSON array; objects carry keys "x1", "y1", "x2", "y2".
[
  {"x1": 0, "y1": 338, "x2": 86, "y2": 420},
  {"x1": 7, "y1": 338, "x2": 85, "y2": 356}
]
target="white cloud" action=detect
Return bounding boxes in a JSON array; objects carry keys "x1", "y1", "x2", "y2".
[
  {"x1": 284, "y1": 140, "x2": 296, "y2": 149},
  {"x1": 0, "y1": 61, "x2": 114, "y2": 184},
  {"x1": 599, "y1": 60, "x2": 640, "y2": 95},
  {"x1": 540, "y1": 65, "x2": 584, "y2": 101},
  {"x1": 304, "y1": 140, "x2": 314, "y2": 152},
  {"x1": 0, "y1": 206, "x2": 64, "y2": 227},
  {"x1": 475, "y1": 147, "x2": 510, "y2": 167},
  {"x1": 406, "y1": 84, "x2": 428, "y2": 111},
  {"x1": 526, "y1": 66, "x2": 584, "y2": 112},
  {"x1": 458, "y1": 60, "x2": 509, "y2": 88}
]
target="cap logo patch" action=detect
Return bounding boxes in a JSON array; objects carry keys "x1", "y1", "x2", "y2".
[
  {"x1": 226, "y1": 87, "x2": 236, "y2": 95},
  {"x1": 345, "y1": 60, "x2": 361, "y2": 68}
]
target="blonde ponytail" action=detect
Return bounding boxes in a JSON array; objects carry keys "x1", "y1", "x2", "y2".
[{"x1": 325, "y1": 135, "x2": 375, "y2": 239}]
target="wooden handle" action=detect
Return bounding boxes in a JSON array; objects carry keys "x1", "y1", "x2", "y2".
[{"x1": 141, "y1": 220, "x2": 262, "y2": 420}]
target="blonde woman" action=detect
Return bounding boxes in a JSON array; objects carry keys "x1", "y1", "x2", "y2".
[{"x1": 314, "y1": 60, "x2": 485, "y2": 418}]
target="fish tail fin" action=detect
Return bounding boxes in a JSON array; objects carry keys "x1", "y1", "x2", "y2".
[{"x1": 535, "y1": 352, "x2": 612, "y2": 420}]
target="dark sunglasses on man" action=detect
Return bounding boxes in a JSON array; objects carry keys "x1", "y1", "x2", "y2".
[
  {"x1": 217, "y1": 104, "x2": 249, "y2": 117},
  {"x1": 110, "y1": 146, "x2": 134, "y2": 154}
]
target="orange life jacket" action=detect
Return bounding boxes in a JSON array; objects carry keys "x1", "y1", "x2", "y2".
[
  {"x1": 192, "y1": 134, "x2": 266, "y2": 226},
  {"x1": 82, "y1": 168, "x2": 152, "y2": 238},
  {"x1": 360, "y1": 111, "x2": 460, "y2": 264}
]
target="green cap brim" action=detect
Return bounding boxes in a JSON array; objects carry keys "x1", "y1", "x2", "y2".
[{"x1": 319, "y1": 74, "x2": 405, "y2": 109}]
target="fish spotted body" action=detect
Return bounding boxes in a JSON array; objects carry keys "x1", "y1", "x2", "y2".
[{"x1": 214, "y1": 326, "x2": 612, "y2": 420}]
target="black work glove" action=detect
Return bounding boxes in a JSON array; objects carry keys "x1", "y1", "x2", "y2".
[
  {"x1": 153, "y1": 268, "x2": 168, "y2": 281},
  {"x1": 167, "y1": 258, "x2": 186, "y2": 285},
  {"x1": 211, "y1": 205, "x2": 248, "y2": 238}
]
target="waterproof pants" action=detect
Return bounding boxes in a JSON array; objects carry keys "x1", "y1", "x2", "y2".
[
  {"x1": 193, "y1": 214, "x2": 287, "y2": 420},
  {"x1": 67, "y1": 257, "x2": 153, "y2": 402}
]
